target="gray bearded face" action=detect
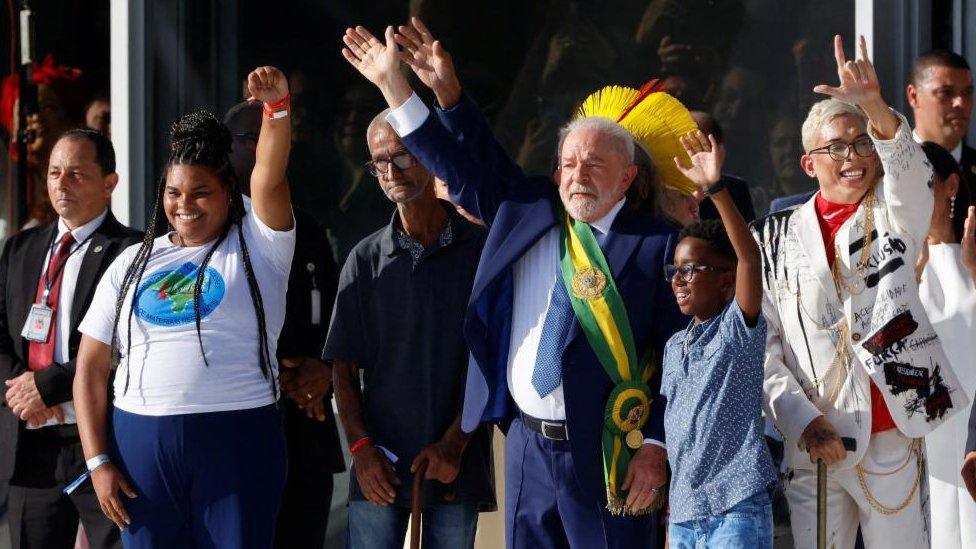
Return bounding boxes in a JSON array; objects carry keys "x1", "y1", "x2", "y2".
[
  {"x1": 560, "y1": 180, "x2": 624, "y2": 221},
  {"x1": 556, "y1": 127, "x2": 635, "y2": 223}
]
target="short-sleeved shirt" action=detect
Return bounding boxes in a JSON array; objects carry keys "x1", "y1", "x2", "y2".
[
  {"x1": 323, "y1": 202, "x2": 495, "y2": 510},
  {"x1": 80, "y1": 208, "x2": 295, "y2": 416},
  {"x1": 661, "y1": 300, "x2": 776, "y2": 523}
]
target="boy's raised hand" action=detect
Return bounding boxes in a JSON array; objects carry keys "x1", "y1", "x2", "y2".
[{"x1": 674, "y1": 131, "x2": 725, "y2": 188}]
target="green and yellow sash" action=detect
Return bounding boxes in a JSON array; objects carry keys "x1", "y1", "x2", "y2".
[{"x1": 557, "y1": 208, "x2": 664, "y2": 516}]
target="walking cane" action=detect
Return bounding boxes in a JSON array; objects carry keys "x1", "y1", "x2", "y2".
[
  {"x1": 410, "y1": 461, "x2": 428, "y2": 549},
  {"x1": 817, "y1": 437, "x2": 857, "y2": 549},
  {"x1": 409, "y1": 460, "x2": 457, "y2": 549}
]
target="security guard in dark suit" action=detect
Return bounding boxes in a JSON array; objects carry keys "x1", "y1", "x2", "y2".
[{"x1": 0, "y1": 129, "x2": 141, "y2": 549}]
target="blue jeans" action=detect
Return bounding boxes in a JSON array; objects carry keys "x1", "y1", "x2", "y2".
[
  {"x1": 347, "y1": 501, "x2": 479, "y2": 549},
  {"x1": 669, "y1": 492, "x2": 773, "y2": 549}
]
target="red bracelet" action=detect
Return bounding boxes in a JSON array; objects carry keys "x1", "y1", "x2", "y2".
[
  {"x1": 349, "y1": 436, "x2": 373, "y2": 455},
  {"x1": 264, "y1": 94, "x2": 290, "y2": 110},
  {"x1": 263, "y1": 94, "x2": 290, "y2": 119}
]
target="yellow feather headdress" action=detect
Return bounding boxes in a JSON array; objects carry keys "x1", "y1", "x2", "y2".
[{"x1": 575, "y1": 80, "x2": 699, "y2": 196}]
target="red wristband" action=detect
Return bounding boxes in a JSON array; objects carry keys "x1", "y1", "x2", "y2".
[
  {"x1": 264, "y1": 94, "x2": 290, "y2": 110},
  {"x1": 349, "y1": 436, "x2": 373, "y2": 455},
  {"x1": 263, "y1": 94, "x2": 290, "y2": 119}
]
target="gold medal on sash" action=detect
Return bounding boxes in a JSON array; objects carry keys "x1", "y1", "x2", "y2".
[
  {"x1": 571, "y1": 267, "x2": 607, "y2": 301},
  {"x1": 625, "y1": 429, "x2": 644, "y2": 450}
]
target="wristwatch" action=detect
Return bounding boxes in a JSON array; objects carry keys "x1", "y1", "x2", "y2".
[{"x1": 703, "y1": 179, "x2": 728, "y2": 198}]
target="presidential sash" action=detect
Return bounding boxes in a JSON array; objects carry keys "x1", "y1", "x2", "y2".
[{"x1": 557, "y1": 209, "x2": 664, "y2": 515}]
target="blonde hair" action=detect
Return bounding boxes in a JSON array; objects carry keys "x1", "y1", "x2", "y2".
[{"x1": 800, "y1": 99, "x2": 866, "y2": 153}]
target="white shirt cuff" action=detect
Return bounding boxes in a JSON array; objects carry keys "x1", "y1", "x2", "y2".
[
  {"x1": 644, "y1": 438, "x2": 666, "y2": 450},
  {"x1": 385, "y1": 92, "x2": 430, "y2": 138}
]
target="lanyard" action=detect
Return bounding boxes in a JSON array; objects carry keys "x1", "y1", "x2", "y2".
[{"x1": 40, "y1": 232, "x2": 94, "y2": 306}]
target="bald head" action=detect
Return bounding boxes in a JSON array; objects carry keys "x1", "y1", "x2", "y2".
[{"x1": 366, "y1": 108, "x2": 394, "y2": 146}]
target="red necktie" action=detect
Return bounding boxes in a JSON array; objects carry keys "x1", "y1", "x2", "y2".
[{"x1": 28, "y1": 232, "x2": 76, "y2": 371}]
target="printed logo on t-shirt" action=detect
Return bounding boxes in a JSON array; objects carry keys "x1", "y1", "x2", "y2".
[{"x1": 134, "y1": 262, "x2": 226, "y2": 326}]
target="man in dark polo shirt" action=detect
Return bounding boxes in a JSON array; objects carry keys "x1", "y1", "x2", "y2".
[{"x1": 325, "y1": 110, "x2": 494, "y2": 549}]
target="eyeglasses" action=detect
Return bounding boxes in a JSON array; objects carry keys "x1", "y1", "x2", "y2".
[
  {"x1": 365, "y1": 152, "x2": 417, "y2": 177},
  {"x1": 808, "y1": 136, "x2": 875, "y2": 161},
  {"x1": 664, "y1": 263, "x2": 731, "y2": 282}
]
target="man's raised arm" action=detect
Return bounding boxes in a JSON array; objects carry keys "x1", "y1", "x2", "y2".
[
  {"x1": 812, "y1": 35, "x2": 933, "y2": 237},
  {"x1": 342, "y1": 25, "x2": 525, "y2": 225},
  {"x1": 394, "y1": 17, "x2": 526, "y2": 182}
]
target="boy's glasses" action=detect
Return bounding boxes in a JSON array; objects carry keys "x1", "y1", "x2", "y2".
[
  {"x1": 808, "y1": 136, "x2": 875, "y2": 161},
  {"x1": 664, "y1": 263, "x2": 731, "y2": 282}
]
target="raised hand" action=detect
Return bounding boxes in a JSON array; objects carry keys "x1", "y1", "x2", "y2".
[
  {"x1": 342, "y1": 26, "x2": 402, "y2": 88},
  {"x1": 813, "y1": 35, "x2": 881, "y2": 107},
  {"x1": 673, "y1": 130, "x2": 724, "y2": 188},
  {"x1": 247, "y1": 66, "x2": 289, "y2": 105},
  {"x1": 394, "y1": 17, "x2": 461, "y2": 108},
  {"x1": 341, "y1": 25, "x2": 413, "y2": 108}
]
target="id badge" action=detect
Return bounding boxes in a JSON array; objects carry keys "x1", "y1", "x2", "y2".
[
  {"x1": 310, "y1": 288, "x2": 321, "y2": 325},
  {"x1": 21, "y1": 304, "x2": 54, "y2": 343}
]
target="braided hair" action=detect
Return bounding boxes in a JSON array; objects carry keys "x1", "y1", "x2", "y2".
[{"x1": 110, "y1": 110, "x2": 276, "y2": 397}]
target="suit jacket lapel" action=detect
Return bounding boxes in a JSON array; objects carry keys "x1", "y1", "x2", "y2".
[
  {"x1": 472, "y1": 198, "x2": 558, "y2": 299},
  {"x1": 69, "y1": 214, "x2": 119, "y2": 331},
  {"x1": 15, "y1": 224, "x2": 56, "y2": 357},
  {"x1": 792, "y1": 198, "x2": 839, "y2": 299}
]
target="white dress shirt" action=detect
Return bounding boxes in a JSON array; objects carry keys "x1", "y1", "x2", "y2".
[
  {"x1": 505, "y1": 199, "x2": 624, "y2": 420},
  {"x1": 29, "y1": 209, "x2": 107, "y2": 429}
]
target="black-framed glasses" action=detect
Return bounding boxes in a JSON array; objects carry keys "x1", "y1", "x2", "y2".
[
  {"x1": 365, "y1": 152, "x2": 417, "y2": 177},
  {"x1": 664, "y1": 263, "x2": 731, "y2": 282},
  {"x1": 808, "y1": 136, "x2": 875, "y2": 161}
]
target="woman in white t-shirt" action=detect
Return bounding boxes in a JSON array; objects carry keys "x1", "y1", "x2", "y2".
[
  {"x1": 916, "y1": 142, "x2": 976, "y2": 549},
  {"x1": 73, "y1": 66, "x2": 295, "y2": 548}
]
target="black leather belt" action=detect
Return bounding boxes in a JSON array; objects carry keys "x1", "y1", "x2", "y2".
[{"x1": 520, "y1": 411, "x2": 568, "y2": 441}]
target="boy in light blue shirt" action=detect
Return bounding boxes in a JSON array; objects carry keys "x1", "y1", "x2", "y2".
[{"x1": 662, "y1": 130, "x2": 776, "y2": 548}]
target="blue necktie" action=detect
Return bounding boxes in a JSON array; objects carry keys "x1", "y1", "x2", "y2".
[{"x1": 532, "y1": 274, "x2": 574, "y2": 397}]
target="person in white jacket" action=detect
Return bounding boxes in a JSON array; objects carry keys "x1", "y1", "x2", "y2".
[
  {"x1": 915, "y1": 142, "x2": 976, "y2": 549},
  {"x1": 752, "y1": 35, "x2": 970, "y2": 548}
]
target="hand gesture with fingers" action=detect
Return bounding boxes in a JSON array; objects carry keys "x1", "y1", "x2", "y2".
[
  {"x1": 814, "y1": 35, "x2": 881, "y2": 106},
  {"x1": 247, "y1": 66, "x2": 289, "y2": 105},
  {"x1": 674, "y1": 131, "x2": 725, "y2": 188},
  {"x1": 394, "y1": 17, "x2": 461, "y2": 107},
  {"x1": 342, "y1": 26, "x2": 402, "y2": 88}
]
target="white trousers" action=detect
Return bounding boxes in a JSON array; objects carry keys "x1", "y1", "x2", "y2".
[{"x1": 784, "y1": 430, "x2": 929, "y2": 549}]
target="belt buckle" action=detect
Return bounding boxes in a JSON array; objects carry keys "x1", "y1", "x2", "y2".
[{"x1": 540, "y1": 420, "x2": 565, "y2": 441}]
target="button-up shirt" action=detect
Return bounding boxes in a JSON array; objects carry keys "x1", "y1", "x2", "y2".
[
  {"x1": 661, "y1": 300, "x2": 776, "y2": 523},
  {"x1": 504, "y1": 198, "x2": 625, "y2": 422},
  {"x1": 30, "y1": 209, "x2": 107, "y2": 429}
]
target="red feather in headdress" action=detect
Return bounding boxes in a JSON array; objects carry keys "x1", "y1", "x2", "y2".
[{"x1": 615, "y1": 79, "x2": 667, "y2": 124}]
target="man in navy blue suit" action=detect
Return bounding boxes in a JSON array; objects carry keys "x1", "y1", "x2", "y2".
[{"x1": 341, "y1": 20, "x2": 687, "y2": 548}]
